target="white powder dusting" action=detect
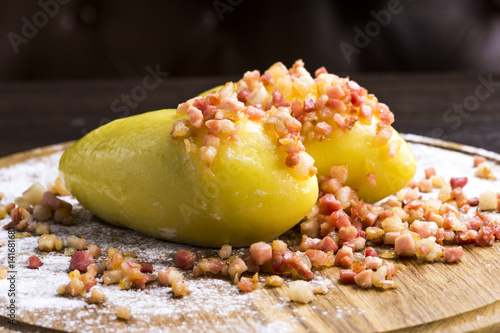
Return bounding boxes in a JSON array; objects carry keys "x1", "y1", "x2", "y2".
[
  {"x1": 0, "y1": 148, "x2": 300, "y2": 332},
  {"x1": 0, "y1": 141, "x2": 498, "y2": 332}
]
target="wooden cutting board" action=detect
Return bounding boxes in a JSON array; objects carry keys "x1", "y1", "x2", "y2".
[{"x1": 0, "y1": 135, "x2": 499, "y2": 333}]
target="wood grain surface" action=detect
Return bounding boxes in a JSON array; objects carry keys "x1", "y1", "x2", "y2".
[{"x1": 0, "y1": 136, "x2": 499, "y2": 333}]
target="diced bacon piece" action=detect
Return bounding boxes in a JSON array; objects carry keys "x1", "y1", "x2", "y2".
[
  {"x1": 365, "y1": 247, "x2": 378, "y2": 257},
  {"x1": 473, "y1": 155, "x2": 486, "y2": 167},
  {"x1": 339, "y1": 269, "x2": 356, "y2": 284},
  {"x1": 316, "y1": 122, "x2": 333, "y2": 136},
  {"x1": 379, "y1": 109, "x2": 395, "y2": 126},
  {"x1": 244, "y1": 257, "x2": 259, "y2": 274},
  {"x1": 450, "y1": 177, "x2": 468, "y2": 189},
  {"x1": 326, "y1": 98, "x2": 346, "y2": 112},
  {"x1": 333, "y1": 113, "x2": 347, "y2": 130},
  {"x1": 354, "y1": 269, "x2": 373, "y2": 288},
  {"x1": 176, "y1": 102, "x2": 189, "y2": 114},
  {"x1": 374, "y1": 126, "x2": 393, "y2": 146},
  {"x1": 270, "y1": 250, "x2": 294, "y2": 275},
  {"x1": 339, "y1": 226, "x2": 358, "y2": 242},
  {"x1": 249, "y1": 242, "x2": 272, "y2": 265},
  {"x1": 260, "y1": 71, "x2": 275, "y2": 86},
  {"x1": 245, "y1": 106, "x2": 266, "y2": 120},
  {"x1": 335, "y1": 246, "x2": 354, "y2": 267},
  {"x1": 347, "y1": 80, "x2": 361, "y2": 93},
  {"x1": 288, "y1": 255, "x2": 314, "y2": 280},
  {"x1": 475, "y1": 226, "x2": 495, "y2": 247},
  {"x1": 220, "y1": 97, "x2": 245, "y2": 113},
  {"x1": 328, "y1": 209, "x2": 351, "y2": 229},
  {"x1": 305, "y1": 249, "x2": 327, "y2": 266},
  {"x1": 319, "y1": 193, "x2": 342, "y2": 215},
  {"x1": 318, "y1": 236, "x2": 339, "y2": 253},
  {"x1": 326, "y1": 84, "x2": 345, "y2": 99},
  {"x1": 425, "y1": 168, "x2": 436, "y2": 179},
  {"x1": 186, "y1": 106, "x2": 203, "y2": 129},
  {"x1": 382, "y1": 260, "x2": 397, "y2": 278},
  {"x1": 394, "y1": 234, "x2": 416, "y2": 257},
  {"x1": 466, "y1": 216, "x2": 483, "y2": 231},
  {"x1": 158, "y1": 267, "x2": 183, "y2": 286},
  {"x1": 139, "y1": 262, "x2": 153, "y2": 273},
  {"x1": 87, "y1": 244, "x2": 101, "y2": 258},
  {"x1": 175, "y1": 249, "x2": 196, "y2": 270},
  {"x1": 359, "y1": 105, "x2": 372, "y2": 120},
  {"x1": 468, "y1": 197, "x2": 479, "y2": 206},
  {"x1": 455, "y1": 230, "x2": 477, "y2": 244},
  {"x1": 237, "y1": 88, "x2": 251, "y2": 103},
  {"x1": 299, "y1": 235, "x2": 321, "y2": 251},
  {"x1": 330, "y1": 164, "x2": 348, "y2": 183},
  {"x1": 228, "y1": 258, "x2": 248, "y2": 278},
  {"x1": 69, "y1": 251, "x2": 94, "y2": 273},
  {"x1": 303, "y1": 99, "x2": 315, "y2": 112},
  {"x1": 350, "y1": 92, "x2": 363, "y2": 107},
  {"x1": 193, "y1": 98, "x2": 210, "y2": 112},
  {"x1": 387, "y1": 140, "x2": 401, "y2": 158},
  {"x1": 443, "y1": 246, "x2": 463, "y2": 263},
  {"x1": 383, "y1": 231, "x2": 401, "y2": 245},
  {"x1": 237, "y1": 279, "x2": 254, "y2": 293},
  {"x1": 491, "y1": 225, "x2": 500, "y2": 239},
  {"x1": 272, "y1": 89, "x2": 284, "y2": 104},
  {"x1": 364, "y1": 256, "x2": 383, "y2": 270},
  {"x1": 417, "y1": 179, "x2": 433, "y2": 193},
  {"x1": 315, "y1": 66, "x2": 328, "y2": 78},
  {"x1": 410, "y1": 221, "x2": 438, "y2": 239},
  {"x1": 29, "y1": 255, "x2": 43, "y2": 269}
]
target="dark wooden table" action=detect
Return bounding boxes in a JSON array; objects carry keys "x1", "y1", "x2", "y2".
[{"x1": 1, "y1": 72, "x2": 499, "y2": 158}]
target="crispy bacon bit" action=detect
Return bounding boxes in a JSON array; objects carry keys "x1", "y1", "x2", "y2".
[
  {"x1": 29, "y1": 255, "x2": 43, "y2": 269},
  {"x1": 339, "y1": 269, "x2": 357, "y2": 284},
  {"x1": 218, "y1": 244, "x2": 232, "y2": 259},
  {"x1": 175, "y1": 249, "x2": 196, "y2": 270},
  {"x1": 359, "y1": 105, "x2": 372, "y2": 120},
  {"x1": 265, "y1": 275, "x2": 284, "y2": 287},
  {"x1": 473, "y1": 155, "x2": 486, "y2": 167},
  {"x1": 365, "y1": 247, "x2": 378, "y2": 257},
  {"x1": 316, "y1": 122, "x2": 333, "y2": 136},
  {"x1": 69, "y1": 251, "x2": 94, "y2": 273},
  {"x1": 394, "y1": 234, "x2": 416, "y2": 256},
  {"x1": 228, "y1": 258, "x2": 248, "y2": 280},
  {"x1": 387, "y1": 140, "x2": 402, "y2": 158},
  {"x1": 67, "y1": 235, "x2": 87, "y2": 251},
  {"x1": 335, "y1": 246, "x2": 354, "y2": 267},
  {"x1": 450, "y1": 177, "x2": 468, "y2": 189},
  {"x1": 319, "y1": 193, "x2": 342, "y2": 215},
  {"x1": 354, "y1": 269, "x2": 373, "y2": 288},
  {"x1": 425, "y1": 168, "x2": 436, "y2": 179},
  {"x1": 305, "y1": 249, "x2": 327, "y2": 266},
  {"x1": 443, "y1": 246, "x2": 463, "y2": 263},
  {"x1": 374, "y1": 126, "x2": 393, "y2": 146},
  {"x1": 237, "y1": 279, "x2": 255, "y2": 293},
  {"x1": 250, "y1": 242, "x2": 272, "y2": 265},
  {"x1": 314, "y1": 66, "x2": 328, "y2": 78},
  {"x1": 475, "y1": 226, "x2": 495, "y2": 247},
  {"x1": 288, "y1": 255, "x2": 314, "y2": 280},
  {"x1": 139, "y1": 262, "x2": 153, "y2": 273},
  {"x1": 366, "y1": 173, "x2": 377, "y2": 188}
]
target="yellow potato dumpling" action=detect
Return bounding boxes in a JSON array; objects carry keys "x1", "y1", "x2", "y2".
[
  {"x1": 231, "y1": 60, "x2": 417, "y2": 203},
  {"x1": 59, "y1": 83, "x2": 318, "y2": 248}
]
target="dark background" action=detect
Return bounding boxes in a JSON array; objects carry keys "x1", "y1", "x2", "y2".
[{"x1": 1, "y1": 0, "x2": 500, "y2": 156}]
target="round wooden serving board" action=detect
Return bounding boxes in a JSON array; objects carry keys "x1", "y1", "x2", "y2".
[{"x1": 0, "y1": 135, "x2": 499, "y2": 333}]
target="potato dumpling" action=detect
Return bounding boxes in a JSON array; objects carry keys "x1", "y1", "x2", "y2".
[
  {"x1": 60, "y1": 97, "x2": 318, "y2": 247},
  {"x1": 230, "y1": 60, "x2": 417, "y2": 202}
]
